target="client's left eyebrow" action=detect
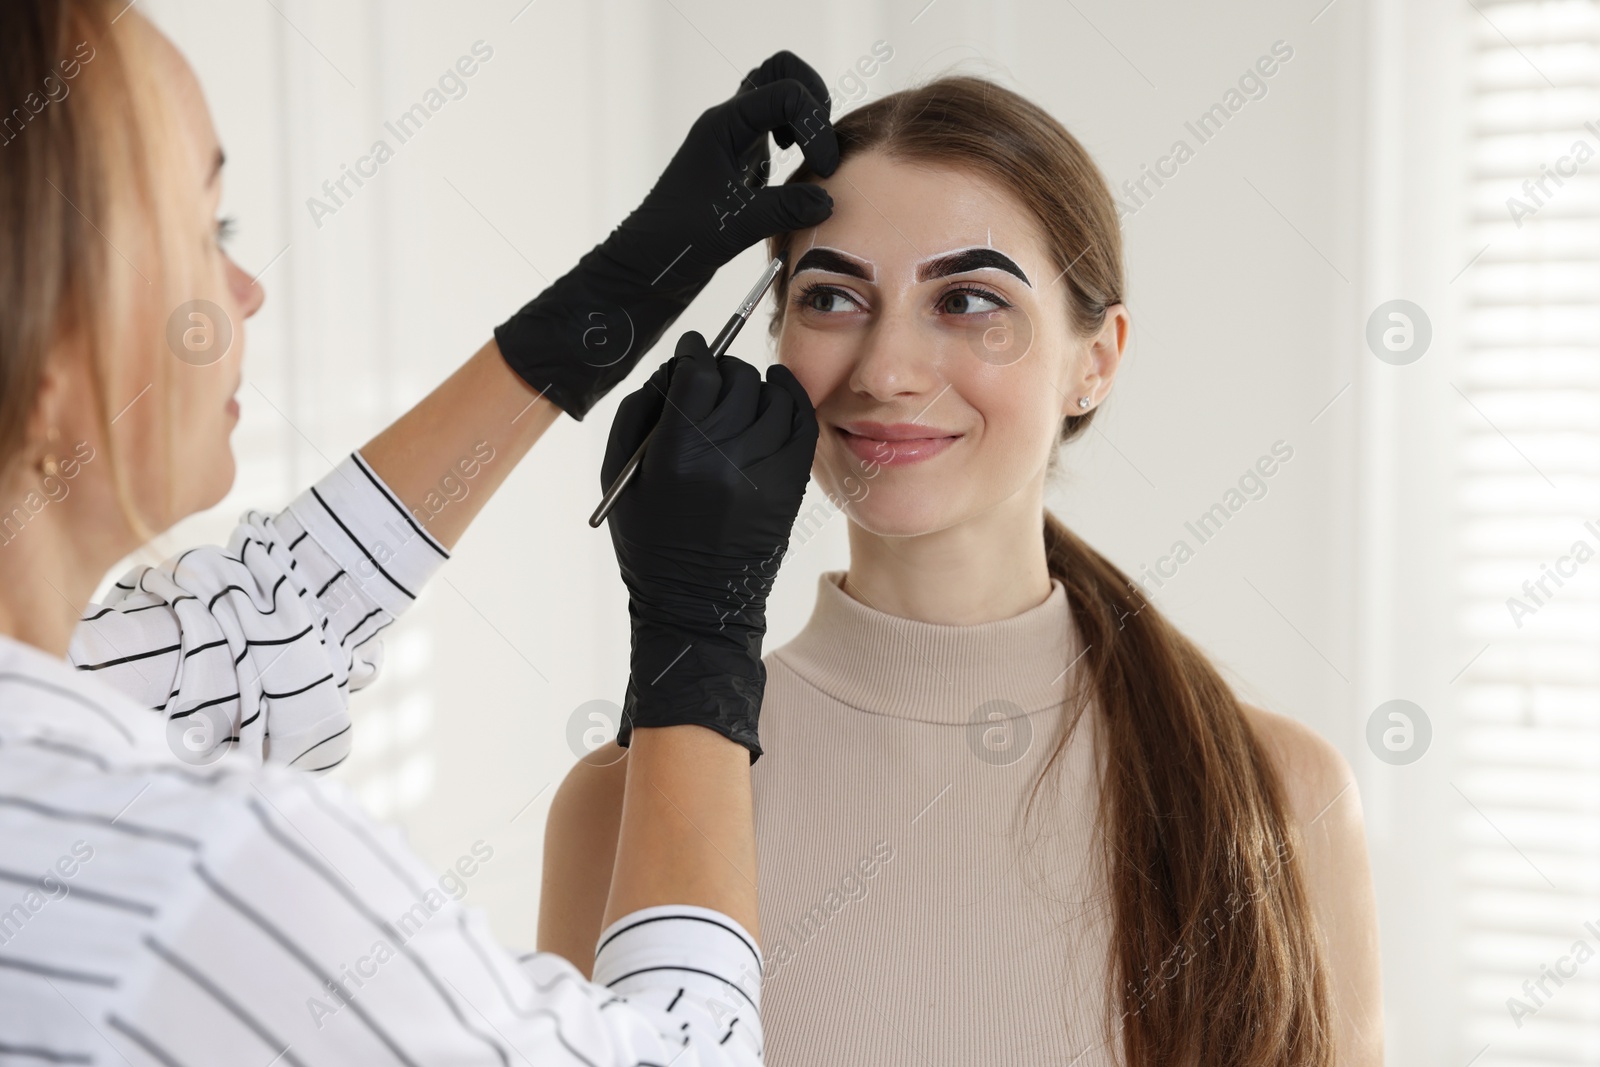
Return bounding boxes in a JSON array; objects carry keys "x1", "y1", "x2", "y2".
[{"x1": 916, "y1": 247, "x2": 1031, "y2": 287}]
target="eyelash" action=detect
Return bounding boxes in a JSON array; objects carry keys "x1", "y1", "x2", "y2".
[
  {"x1": 791, "y1": 281, "x2": 1013, "y2": 315},
  {"x1": 215, "y1": 215, "x2": 238, "y2": 248}
]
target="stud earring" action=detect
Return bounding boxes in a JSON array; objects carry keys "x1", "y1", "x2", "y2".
[{"x1": 1076, "y1": 396, "x2": 1091, "y2": 410}]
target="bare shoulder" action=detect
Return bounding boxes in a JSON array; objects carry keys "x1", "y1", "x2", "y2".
[
  {"x1": 1239, "y1": 701, "x2": 1385, "y2": 1064},
  {"x1": 538, "y1": 742, "x2": 629, "y2": 969},
  {"x1": 1238, "y1": 701, "x2": 1360, "y2": 832},
  {"x1": 549, "y1": 742, "x2": 630, "y2": 817}
]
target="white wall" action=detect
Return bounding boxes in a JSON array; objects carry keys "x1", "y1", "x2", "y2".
[{"x1": 133, "y1": 0, "x2": 1452, "y2": 1058}]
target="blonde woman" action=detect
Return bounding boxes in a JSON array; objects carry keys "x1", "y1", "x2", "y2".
[
  {"x1": 0, "y1": 1, "x2": 834, "y2": 1061},
  {"x1": 542, "y1": 79, "x2": 1385, "y2": 1066}
]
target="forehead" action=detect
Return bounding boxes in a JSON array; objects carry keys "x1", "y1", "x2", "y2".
[{"x1": 794, "y1": 150, "x2": 1050, "y2": 275}]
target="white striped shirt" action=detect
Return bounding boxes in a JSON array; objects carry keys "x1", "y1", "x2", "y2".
[
  {"x1": 66, "y1": 451, "x2": 448, "y2": 773},
  {"x1": 0, "y1": 617, "x2": 764, "y2": 1066}
]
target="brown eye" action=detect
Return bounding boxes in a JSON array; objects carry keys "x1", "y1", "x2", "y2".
[
  {"x1": 941, "y1": 288, "x2": 1005, "y2": 315},
  {"x1": 794, "y1": 285, "x2": 857, "y2": 314}
]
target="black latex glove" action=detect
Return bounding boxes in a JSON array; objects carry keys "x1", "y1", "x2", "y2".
[
  {"x1": 602, "y1": 331, "x2": 819, "y2": 761},
  {"x1": 495, "y1": 51, "x2": 839, "y2": 422}
]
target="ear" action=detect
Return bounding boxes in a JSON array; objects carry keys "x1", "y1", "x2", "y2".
[
  {"x1": 25, "y1": 358, "x2": 72, "y2": 459},
  {"x1": 1062, "y1": 303, "x2": 1131, "y2": 416}
]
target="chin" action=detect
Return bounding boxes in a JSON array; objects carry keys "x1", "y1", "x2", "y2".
[{"x1": 840, "y1": 488, "x2": 967, "y2": 539}]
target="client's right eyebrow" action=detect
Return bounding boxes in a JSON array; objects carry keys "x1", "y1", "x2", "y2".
[{"x1": 791, "y1": 248, "x2": 875, "y2": 283}]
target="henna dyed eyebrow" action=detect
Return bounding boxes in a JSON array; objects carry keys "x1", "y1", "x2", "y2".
[
  {"x1": 916, "y1": 247, "x2": 1031, "y2": 287},
  {"x1": 791, "y1": 247, "x2": 875, "y2": 283}
]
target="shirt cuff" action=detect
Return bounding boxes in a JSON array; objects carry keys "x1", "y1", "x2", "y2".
[
  {"x1": 284, "y1": 452, "x2": 450, "y2": 619},
  {"x1": 594, "y1": 904, "x2": 763, "y2": 1020}
]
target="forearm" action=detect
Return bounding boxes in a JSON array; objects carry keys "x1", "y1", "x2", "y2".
[
  {"x1": 603, "y1": 724, "x2": 759, "y2": 941},
  {"x1": 359, "y1": 338, "x2": 562, "y2": 551}
]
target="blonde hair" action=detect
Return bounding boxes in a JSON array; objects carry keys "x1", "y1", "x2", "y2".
[{"x1": 2, "y1": 0, "x2": 203, "y2": 540}]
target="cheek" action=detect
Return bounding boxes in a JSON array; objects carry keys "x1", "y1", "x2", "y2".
[
  {"x1": 960, "y1": 363, "x2": 1067, "y2": 467},
  {"x1": 173, "y1": 361, "x2": 228, "y2": 412},
  {"x1": 776, "y1": 330, "x2": 847, "y2": 409},
  {"x1": 778, "y1": 336, "x2": 850, "y2": 494}
]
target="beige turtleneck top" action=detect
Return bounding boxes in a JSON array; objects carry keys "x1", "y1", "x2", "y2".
[{"x1": 751, "y1": 570, "x2": 1122, "y2": 1066}]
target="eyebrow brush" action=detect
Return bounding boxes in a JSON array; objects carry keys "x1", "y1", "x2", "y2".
[{"x1": 589, "y1": 254, "x2": 786, "y2": 529}]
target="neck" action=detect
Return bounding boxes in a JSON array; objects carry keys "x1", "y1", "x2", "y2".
[
  {"x1": 841, "y1": 479, "x2": 1053, "y2": 625},
  {"x1": 0, "y1": 475, "x2": 121, "y2": 658}
]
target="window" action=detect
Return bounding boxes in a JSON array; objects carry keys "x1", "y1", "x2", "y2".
[{"x1": 1458, "y1": 0, "x2": 1600, "y2": 1060}]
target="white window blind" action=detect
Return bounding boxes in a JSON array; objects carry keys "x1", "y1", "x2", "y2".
[{"x1": 1460, "y1": 0, "x2": 1600, "y2": 1061}]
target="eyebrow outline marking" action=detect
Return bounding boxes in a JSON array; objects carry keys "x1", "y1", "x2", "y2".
[
  {"x1": 915, "y1": 246, "x2": 1032, "y2": 288},
  {"x1": 790, "y1": 246, "x2": 876, "y2": 283}
]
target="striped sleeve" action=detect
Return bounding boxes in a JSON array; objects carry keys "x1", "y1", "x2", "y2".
[
  {"x1": 0, "y1": 753, "x2": 763, "y2": 1067},
  {"x1": 586, "y1": 906, "x2": 765, "y2": 1059},
  {"x1": 65, "y1": 452, "x2": 449, "y2": 773}
]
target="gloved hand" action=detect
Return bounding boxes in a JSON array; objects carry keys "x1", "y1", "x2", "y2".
[
  {"x1": 495, "y1": 51, "x2": 839, "y2": 422},
  {"x1": 602, "y1": 331, "x2": 819, "y2": 761}
]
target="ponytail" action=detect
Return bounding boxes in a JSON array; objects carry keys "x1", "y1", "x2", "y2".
[{"x1": 1039, "y1": 511, "x2": 1332, "y2": 1064}]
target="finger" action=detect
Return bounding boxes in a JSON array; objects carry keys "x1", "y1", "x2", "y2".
[
  {"x1": 600, "y1": 360, "x2": 672, "y2": 487},
  {"x1": 717, "y1": 79, "x2": 839, "y2": 179},
  {"x1": 729, "y1": 184, "x2": 834, "y2": 245},
  {"x1": 741, "y1": 51, "x2": 833, "y2": 151},
  {"x1": 734, "y1": 378, "x2": 796, "y2": 463},
  {"x1": 765, "y1": 362, "x2": 821, "y2": 449},
  {"x1": 765, "y1": 362, "x2": 814, "y2": 416},
  {"x1": 662, "y1": 330, "x2": 724, "y2": 426},
  {"x1": 704, "y1": 354, "x2": 762, "y2": 439},
  {"x1": 641, "y1": 349, "x2": 677, "y2": 402}
]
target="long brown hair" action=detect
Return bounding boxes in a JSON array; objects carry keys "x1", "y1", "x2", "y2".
[
  {"x1": 766, "y1": 77, "x2": 1332, "y2": 1066},
  {"x1": 2, "y1": 0, "x2": 183, "y2": 533}
]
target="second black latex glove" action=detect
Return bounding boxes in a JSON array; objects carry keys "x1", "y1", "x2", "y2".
[
  {"x1": 495, "y1": 51, "x2": 839, "y2": 421},
  {"x1": 602, "y1": 331, "x2": 819, "y2": 760}
]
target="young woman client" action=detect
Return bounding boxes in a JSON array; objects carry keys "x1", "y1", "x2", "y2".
[{"x1": 541, "y1": 77, "x2": 1385, "y2": 1067}]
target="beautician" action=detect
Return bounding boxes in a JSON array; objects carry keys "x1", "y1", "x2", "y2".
[{"x1": 0, "y1": 1, "x2": 826, "y2": 1062}]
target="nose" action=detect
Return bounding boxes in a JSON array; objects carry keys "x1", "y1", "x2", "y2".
[
  {"x1": 226, "y1": 255, "x2": 266, "y2": 320},
  {"x1": 846, "y1": 310, "x2": 945, "y2": 403}
]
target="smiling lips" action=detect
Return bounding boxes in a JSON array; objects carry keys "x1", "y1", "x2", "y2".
[{"x1": 836, "y1": 421, "x2": 962, "y2": 467}]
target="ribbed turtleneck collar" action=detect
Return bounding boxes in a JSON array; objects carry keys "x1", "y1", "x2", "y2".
[{"x1": 770, "y1": 570, "x2": 1081, "y2": 725}]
